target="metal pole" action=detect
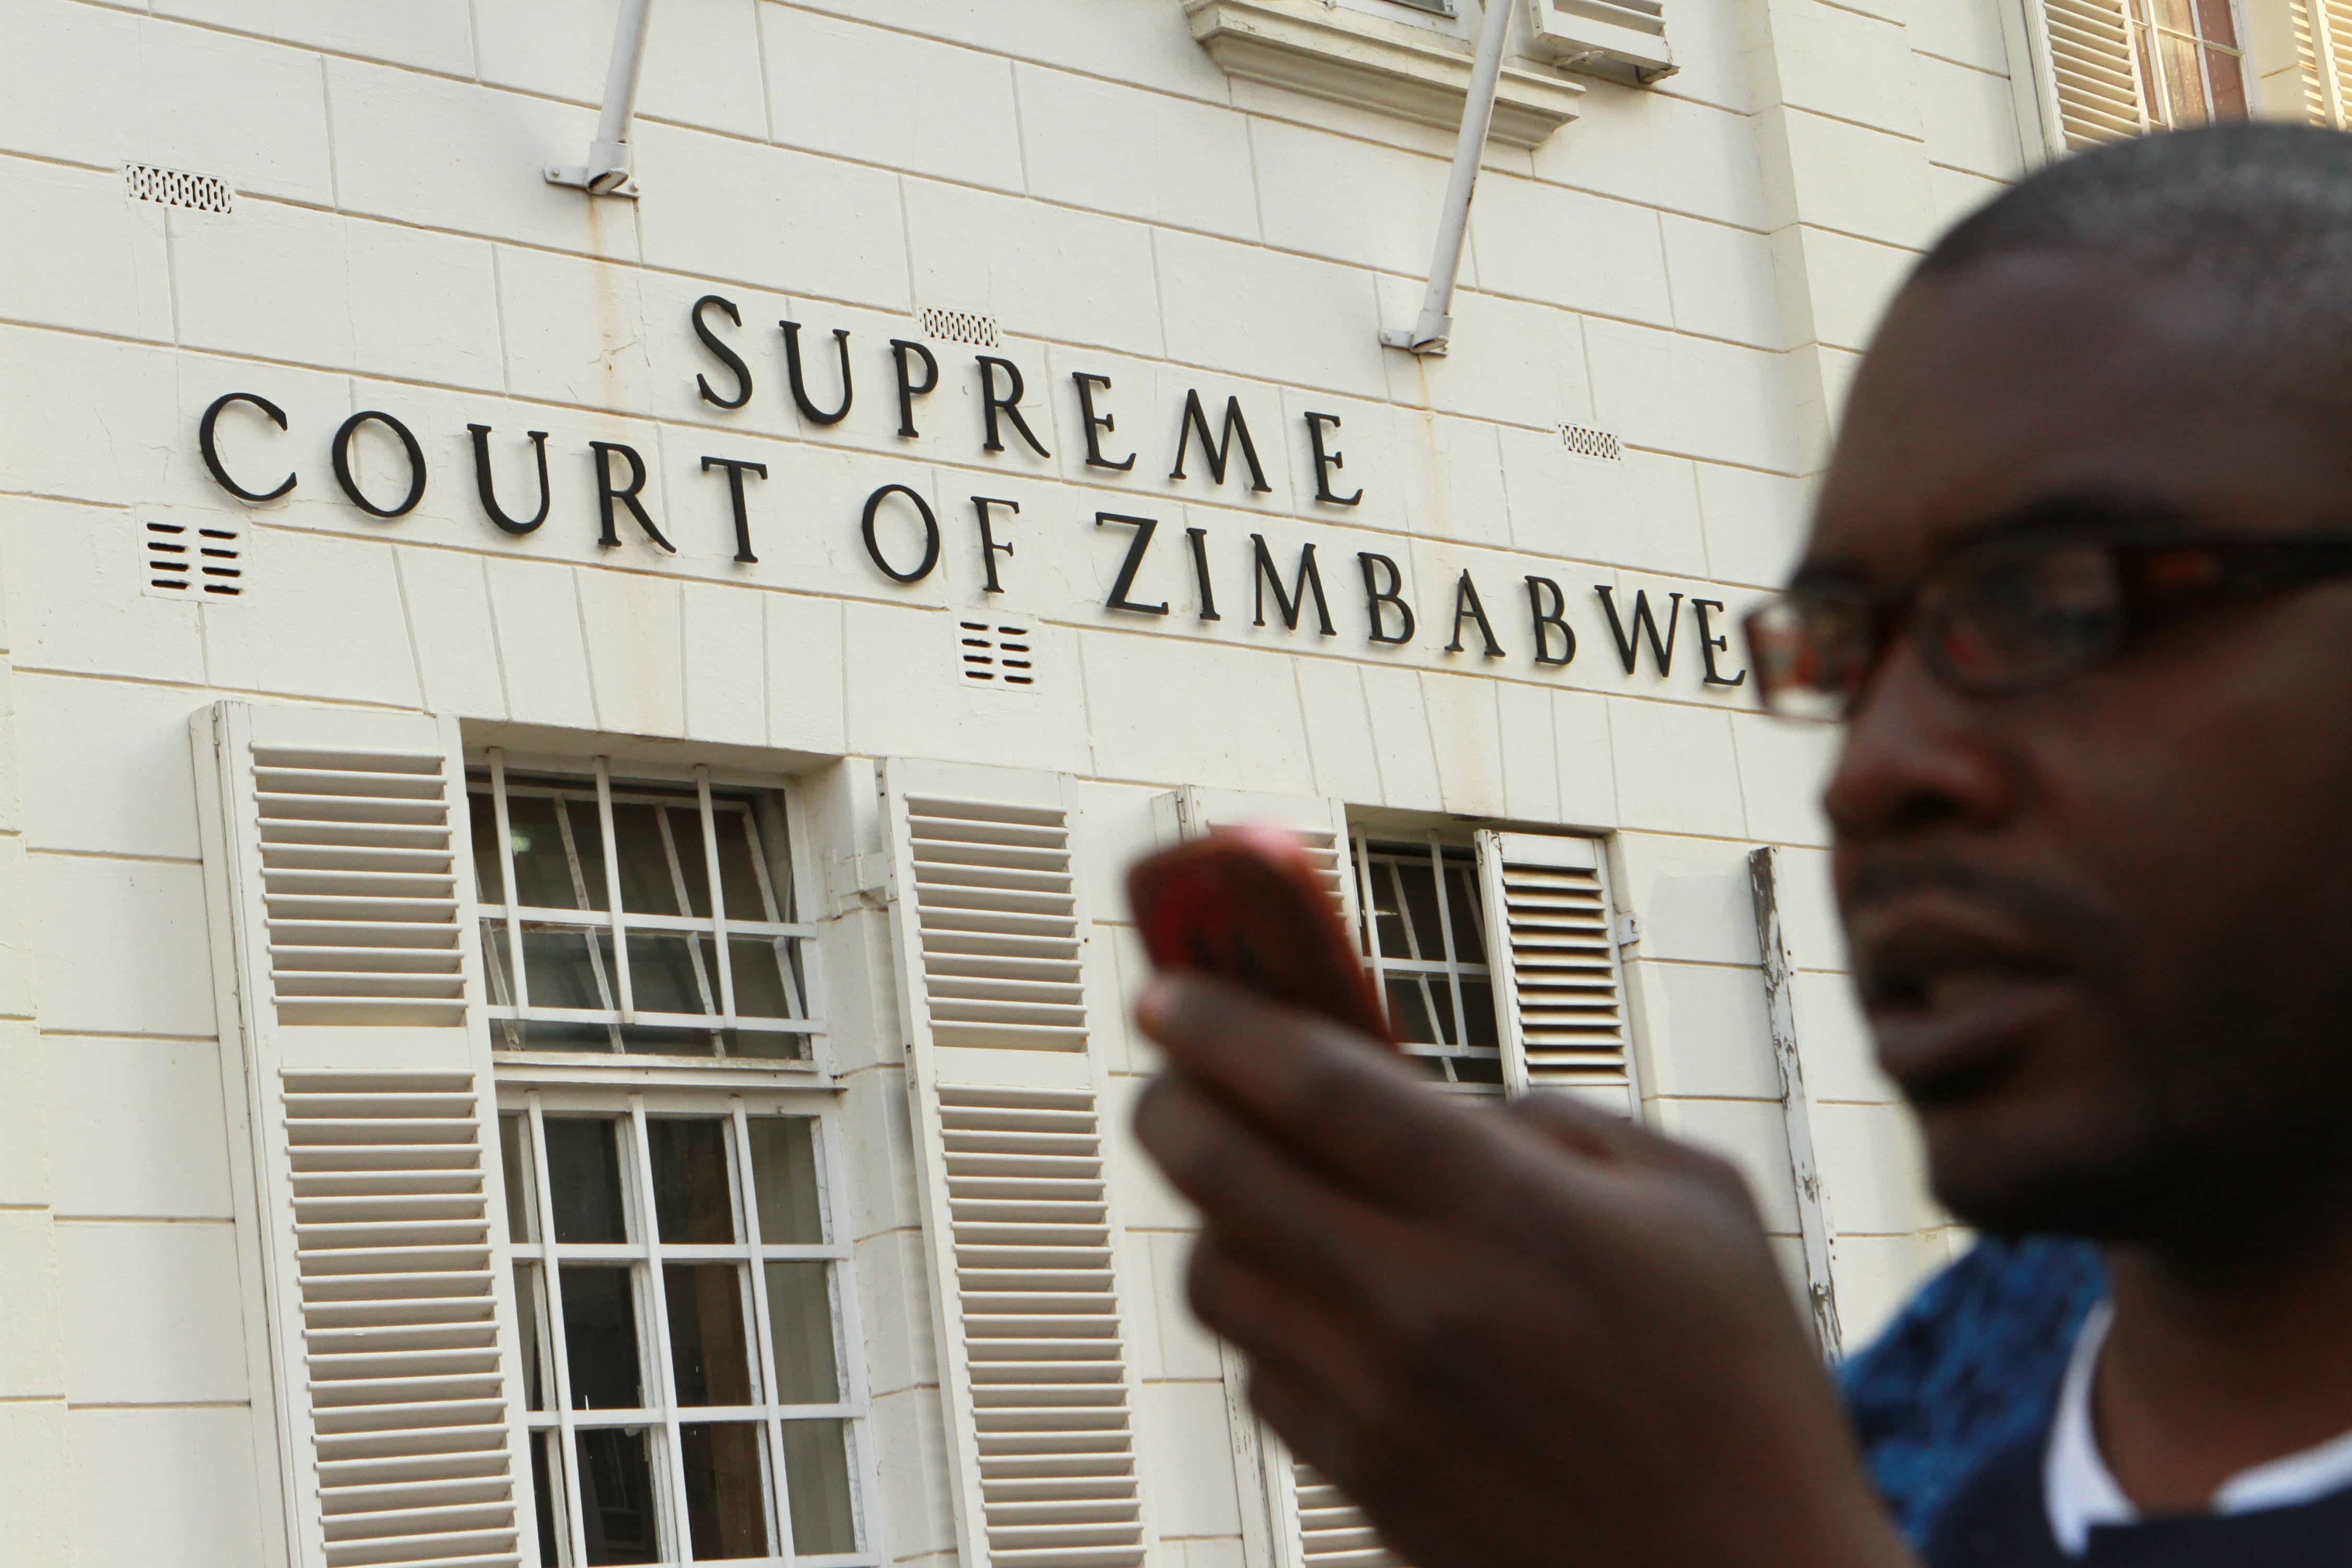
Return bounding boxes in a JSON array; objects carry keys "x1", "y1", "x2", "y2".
[
  {"x1": 1381, "y1": 0, "x2": 1516, "y2": 355},
  {"x1": 545, "y1": 0, "x2": 655, "y2": 198}
]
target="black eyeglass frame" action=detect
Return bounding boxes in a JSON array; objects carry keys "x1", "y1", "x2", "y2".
[{"x1": 1742, "y1": 526, "x2": 2352, "y2": 720}]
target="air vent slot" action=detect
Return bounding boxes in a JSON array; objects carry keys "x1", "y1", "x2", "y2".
[
  {"x1": 920, "y1": 306, "x2": 1001, "y2": 349},
  {"x1": 1560, "y1": 423, "x2": 1622, "y2": 462},
  {"x1": 958, "y1": 620, "x2": 1038, "y2": 689},
  {"x1": 143, "y1": 520, "x2": 248, "y2": 601},
  {"x1": 125, "y1": 163, "x2": 234, "y2": 214}
]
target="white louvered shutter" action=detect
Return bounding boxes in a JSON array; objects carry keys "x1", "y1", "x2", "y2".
[
  {"x1": 194, "y1": 702, "x2": 532, "y2": 1568},
  {"x1": 881, "y1": 760, "x2": 1152, "y2": 1568},
  {"x1": 2293, "y1": 0, "x2": 2352, "y2": 126},
  {"x1": 2040, "y1": 0, "x2": 2148, "y2": 147},
  {"x1": 1151, "y1": 786, "x2": 1363, "y2": 951},
  {"x1": 1474, "y1": 831, "x2": 1637, "y2": 1114},
  {"x1": 1154, "y1": 787, "x2": 1399, "y2": 1568}
]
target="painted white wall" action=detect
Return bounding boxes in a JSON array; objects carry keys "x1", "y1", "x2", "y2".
[{"x1": 0, "y1": 1, "x2": 2032, "y2": 1561}]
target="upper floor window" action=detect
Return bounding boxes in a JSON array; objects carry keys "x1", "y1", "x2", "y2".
[
  {"x1": 1352, "y1": 833, "x2": 1504, "y2": 1088},
  {"x1": 2130, "y1": 0, "x2": 2249, "y2": 125},
  {"x1": 469, "y1": 760, "x2": 817, "y2": 1062}
]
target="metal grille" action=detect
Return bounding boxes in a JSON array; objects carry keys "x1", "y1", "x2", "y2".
[
  {"x1": 125, "y1": 162, "x2": 233, "y2": 213},
  {"x1": 920, "y1": 306, "x2": 1001, "y2": 349},
  {"x1": 938, "y1": 1086, "x2": 1145, "y2": 1568},
  {"x1": 904, "y1": 797, "x2": 1086, "y2": 1051},
  {"x1": 143, "y1": 519, "x2": 247, "y2": 599},
  {"x1": 253, "y1": 747, "x2": 467, "y2": 1027},
  {"x1": 959, "y1": 621, "x2": 1039, "y2": 689},
  {"x1": 1354, "y1": 835, "x2": 1504, "y2": 1089},
  {"x1": 282, "y1": 1069, "x2": 522, "y2": 1568},
  {"x1": 1559, "y1": 423, "x2": 1623, "y2": 462}
]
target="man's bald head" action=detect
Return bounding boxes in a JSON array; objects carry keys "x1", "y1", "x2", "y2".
[{"x1": 1916, "y1": 124, "x2": 2352, "y2": 429}]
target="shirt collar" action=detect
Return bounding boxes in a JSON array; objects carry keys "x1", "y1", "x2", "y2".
[{"x1": 2042, "y1": 1298, "x2": 2352, "y2": 1557}]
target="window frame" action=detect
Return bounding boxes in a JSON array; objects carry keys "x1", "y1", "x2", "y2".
[
  {"x1": 470, "y1": 750, "x2": 832, "y2": 1079},
  {"x1": 497, "y1": 1082, "x2": 885, "y2": 1568}
]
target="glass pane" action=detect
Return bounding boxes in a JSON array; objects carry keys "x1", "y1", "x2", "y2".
[
  {"x1": 1461, "y1": 981, "x2": 1501, "y2": 1052},
  {"x1": 1364, "y1": 858, "x2": 1408, "y2": 958},
  {"x1": 1394, "y1": 858, "x2": 1445, "y2": 959},
  {"x1": 780, "y1": 1421, "x2": 858, "y2": 1555},
  {"x1": 612, "y1": 802, "x2": 683, "y2": 916},
  {"x1": 520, "y1": 1017, "x2": 622, "y2": 1052},
  {"x1": 2208, "y1": 46, "x2": 2246, "y2": 119},
  {"x1": 523, "y1": 926, "x2": 615, "y2": 1012},
  {"x1": 618, "y1": 1023, "x2": 724, "y2": 1058},
  {"x1": 1443, "y1": 860, "x2": 1486, "y2": 964},
  {"x1": 682, "y1": 1423, "x2": 771, "y2": 1560},
  {"x1": 672, "y1": 805, "x2": 716, "y2": 919},
  {"x1": 667, "y1": 1265, "x2": 755, "y2": 1405},
  {"x1": 499, "y1": 1114, "x2": 534, "y2": 1241},
  {"x1": 2195, "y1": 0, "x2": 2236, "y2": 44},
  {"x1": 732, "y1": 1030, "x2": 811, "y2": 1063},
  {"x1": 1450, "y1": 1053, "x2": 1506, "y2": 1086},
  {"x1": 531, "y1": 1431, "x2": 562, "y2": 1568},
  {"x1": 2161, "y1": 32, "x2": 2209, "y2": 125},
  {"x1": 650, "y1": 1119, "x2": 736, "y2": 1244},
  {"x1": 508, "y1": 794, "x2": 602, "y2": 910},
  {"x1": 747, "y1": 1120, "x2": 824, "y2": 1244},
  {"x1": 546, "y1": 1119, "x2": 629, "y2": 1244},
  {"x1": 515, "y1": 1267, "x2": 549, "y2": 1399},
  {"x1": 560, "y1": 1266, "x2": 643, "y2": 1410},
  {"x1": 481, "y1": 919, "x2": 517, "y2": 1013},
  {"x1": 470, "y1": 791, "x2": 505, "y2": 904},
  {"x1": 730, "y1": 937, "x2": 798, "y2": 1020},
  {"x1": 514, "y1": 1263, "x2": 548, "y2": 1411},
  {"x1": 1383, "y1": 975, "x2": 1440, "y2": 1047},
  {"x1": 765, "y1": 1262, "x2": 841, "y2": 1405},
  {"x1": 576, "y1": 1427, "x2": 660, "y2": 1565},
  {"x1": 626, "y1": 931, "x2": 717, "y2": 1018},
  {"x1": 2150, "y1": 0, "x2": 2195, "y2": 31},
  {"x1": 716, "y1": 806, "x2": 775, "y2": 923}
]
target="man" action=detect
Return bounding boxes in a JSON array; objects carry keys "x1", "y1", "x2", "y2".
[{"x1": 1132, "y1": 124, "x2": 2352, "y2": 1565}]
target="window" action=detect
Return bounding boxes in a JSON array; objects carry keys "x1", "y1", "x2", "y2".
[
  {"x1": 2130, "y1": 0, "x2": 2249, "y2": 125},
  {"x1": 499, "y1": 1099, "x2": 872, "y2": 1567},
  {"x1": 2041, "y1": 0, "x2": 2250, "y2": 148},
  {"x1": 470, "y1": 758, "x2": 817, "y2": 1060},
  {"x1": 1351, "y1": 833, "x2": 1503, "y2": 1087}
]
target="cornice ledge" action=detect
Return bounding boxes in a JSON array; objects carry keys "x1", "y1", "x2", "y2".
[{"x1": 1184, "y1": 0, "x2": 1585, "y2": 148}]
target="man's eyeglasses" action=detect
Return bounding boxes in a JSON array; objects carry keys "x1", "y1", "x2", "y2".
[{"x1": 1742, "y1": 529, "x2": 2352, "y2": 721}]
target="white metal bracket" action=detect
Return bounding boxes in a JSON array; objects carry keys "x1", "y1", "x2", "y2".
[
  {"x1": 544, "y1": 0, "x2": 653, "y2": 199},
  {"x1": 827, "y1": 848, "x2": 894, "y2": 916},
  {"x1": 1615, "y1": 911, "x2": 1642, "y2": 950}
]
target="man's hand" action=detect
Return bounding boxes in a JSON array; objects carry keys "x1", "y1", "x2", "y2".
[{"x1": 1132, "y1": 975, "x2": 1915, "y2": 1568}]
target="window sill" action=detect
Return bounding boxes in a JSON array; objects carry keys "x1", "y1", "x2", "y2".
[{"x1": 1184, "y1": 0, "x2": 1585, "y2": 148}]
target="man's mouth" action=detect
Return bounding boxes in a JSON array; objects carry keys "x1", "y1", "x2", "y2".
[{"x1": 1851, "y1": 892, "x2": 2075, "y2": 1101}]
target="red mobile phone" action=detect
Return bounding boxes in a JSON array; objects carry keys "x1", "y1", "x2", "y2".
[{"x1": 1125, "y1": 824, "x2": 1396, "y2": 1047}]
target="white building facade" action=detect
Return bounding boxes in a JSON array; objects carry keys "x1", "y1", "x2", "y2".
[{"x1": 3, "y1": 3, "x2": 2341, "y2": 1567}]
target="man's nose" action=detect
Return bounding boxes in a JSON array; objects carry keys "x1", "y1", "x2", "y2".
[{"x1": 1822, "y1": 633, "x2": 2018, "y2": 841}]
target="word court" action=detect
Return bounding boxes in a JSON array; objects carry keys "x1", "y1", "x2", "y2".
[{"x1": 194, "y1": 294, "x2": 1749, "y2": 690}]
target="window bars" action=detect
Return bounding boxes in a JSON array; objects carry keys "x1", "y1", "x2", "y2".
[{"x1": 471, "y1": 756, "x2": 820, "y2": 1060}]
